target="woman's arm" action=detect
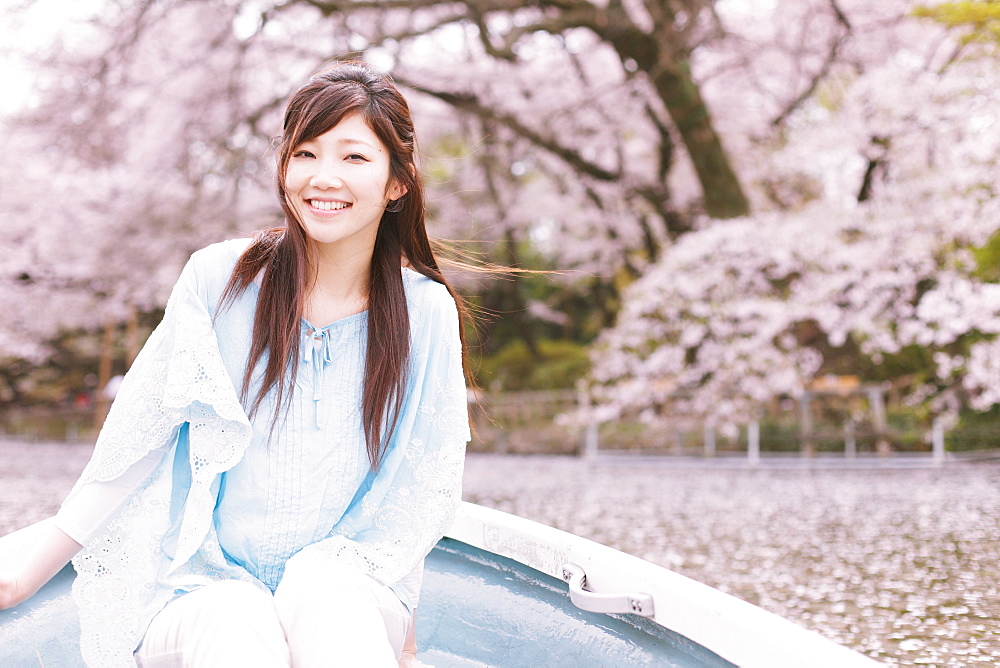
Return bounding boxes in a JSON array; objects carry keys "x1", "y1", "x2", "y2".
[
  {"x1": 0, "y1": 442, "x2": 169, "y2": 611},
  {"x1": 55, "y1": 445, "x2": 168, "y2": 545},
  {"x1": 0, "y1": 522, "x2": 81, "y2": 610}
]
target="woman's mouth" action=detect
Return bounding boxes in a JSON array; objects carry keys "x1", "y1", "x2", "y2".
[{"x1": 309, "y1": 200, "x2": 351, "y2": 211}]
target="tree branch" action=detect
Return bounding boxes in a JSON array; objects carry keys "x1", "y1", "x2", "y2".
[
  {"x1": 770, "y1": 0, "x2": 852, "y2": 127},
  {"x1": 397, "y1": 76, "x2": 622, "y2": 183}
]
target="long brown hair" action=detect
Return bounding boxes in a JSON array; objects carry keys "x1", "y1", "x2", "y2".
[{"x1": 221, "y1": 61, "x2": 467, "y2": 470}]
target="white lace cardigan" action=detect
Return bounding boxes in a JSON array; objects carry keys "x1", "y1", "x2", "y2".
[{"x1": 62, "y1": 240, "x2": 471, "y2": 666}]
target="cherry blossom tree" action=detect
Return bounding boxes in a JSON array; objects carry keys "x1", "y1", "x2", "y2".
[
  {"x1": 3, "y1": 0, "x2": 997, "y2": 424},
  {"x1": 1, "y1": 2, "x2": 276, "y2": 349},
  {"x1": 3, "y1": 0, "x2": 747, "y2": 367},
  {"x1": 591, "y1": 0, "x2": 1000, "y2": 432}
]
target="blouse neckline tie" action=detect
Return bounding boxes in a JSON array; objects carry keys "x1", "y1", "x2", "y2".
[{"x1": 302, "y1": 325, "x2": 334, "y2": 429}]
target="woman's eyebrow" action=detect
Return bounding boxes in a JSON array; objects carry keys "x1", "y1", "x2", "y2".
[{"x1": 338, "y1": 138, "x2": 379, "y2": 150}]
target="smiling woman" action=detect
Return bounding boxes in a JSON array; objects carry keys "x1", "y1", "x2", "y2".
[
  {"x1": 284, "y1": 113, "x2": 407, "y2": 288},
  {"x1": 0, "y1": 61, "x2": 473, "y2": 668}
]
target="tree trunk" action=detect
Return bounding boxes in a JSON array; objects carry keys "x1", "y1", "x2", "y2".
[
  {"x1": 125, "y1": 303, "x2": 140, "y2": 366},
  {"x1": 650, "y1": 58, "x2": 750, "y2": 219},
  {"x1": 607, "y1": 20, "x2": 750, "y2": 219},
  {"x1": 94, "y1": 317, "x2": 115, "y2": 431}
]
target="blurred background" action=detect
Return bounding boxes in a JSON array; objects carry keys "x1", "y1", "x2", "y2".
[
  {"x1": 2, "y1": 0, "x2": 999, "y2": 458},
  {"x1": 1, "y1": 0, "x2": 998, "y2": 665}
]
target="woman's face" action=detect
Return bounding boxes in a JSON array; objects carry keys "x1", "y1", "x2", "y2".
[{"x1": 284, "y1": 112, "x2": 405, "y2": 255}]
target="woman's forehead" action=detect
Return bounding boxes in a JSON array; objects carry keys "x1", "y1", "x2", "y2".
[{"x1": 301, "y1": 112, "x2": 384, "y2": 148}]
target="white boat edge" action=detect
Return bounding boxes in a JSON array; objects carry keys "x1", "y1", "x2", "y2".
[
  {"x1": 446, "y1": 501, "x2": 884, "y2": 668},
  {"x1": 3, "y1": 508, "x2": 883, "y2": 667}
]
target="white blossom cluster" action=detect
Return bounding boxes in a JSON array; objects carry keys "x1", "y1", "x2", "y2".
[
  {"x1": 593, "y1": 28, "x2": 1000, "y2": 426},
  {"x1": 2, "y1": 0, "x2": 997, "y2": 428},
  {"x1": 0, "y1": 2, "x2": 282, "y2": 361},
  {"x1": 401, "y1": 27, "x2": 666, "y2": 279}
]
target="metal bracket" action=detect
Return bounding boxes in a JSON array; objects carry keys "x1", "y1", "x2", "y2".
[{"x1": 561, "y1": 563, "x2": 655, "y2": 618}]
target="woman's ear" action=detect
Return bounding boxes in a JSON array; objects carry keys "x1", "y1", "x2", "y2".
[
  {"x1": 390, "y1": 163, "x2": 415, "y2": 200},
  {"x1": 389, "y1": 179, "x2": 408, "y2": 200}
]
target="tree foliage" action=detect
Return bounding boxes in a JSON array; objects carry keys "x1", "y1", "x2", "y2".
[
  {"x1": 1, "y1": 0, "x2": 998, "y2": 422},
  {"x1": 591, "y1": 0, "x2": 1000, "y2": 430},
  {"x1": 1, "y1": 0, "x2": 757, "y2": 368},
  {"x1": 914, "y1": 1, "x2": 1000, "y2": 46}
]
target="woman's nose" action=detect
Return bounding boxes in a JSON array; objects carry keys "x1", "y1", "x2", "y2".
[{"x1": 309, "y1": 160, "x2": 344, "y2": 189}]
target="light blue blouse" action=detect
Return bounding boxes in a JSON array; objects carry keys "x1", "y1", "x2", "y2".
[
  {"x1": 59, "y1": 239, "x2": 471, "y2": 666},
  {"x1": 213, "y1": 310, "x2": 373, "y2": 591}
]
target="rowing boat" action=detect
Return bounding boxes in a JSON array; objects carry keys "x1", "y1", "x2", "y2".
[{"x1": 0, "y1": 503, "x2": 880, "y2": 666}]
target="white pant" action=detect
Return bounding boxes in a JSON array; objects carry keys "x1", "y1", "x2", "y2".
[{"x1": 134, "y1": 556, "x2": 411, "y2": 667}]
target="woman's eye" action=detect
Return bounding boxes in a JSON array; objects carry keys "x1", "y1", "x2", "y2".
[
  {"x1": 346, "y1": 153, "x2": 368, "y2": 162},
  {"x1": 292, "y1": 149, "x2": 315, "y2": 159}
]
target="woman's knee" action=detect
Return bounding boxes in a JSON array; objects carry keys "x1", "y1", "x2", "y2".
[
  {"x1": 275, "y1": 555, "x2": 370, "y2": 608},
  {"x1": 274, "y1": 557, "x2": 410, "y2": 661},
  {"x1": 191, "y1": 580, "x2": 278, "y2": 625},
  {"x1": 137, "y1": 580, "x2": 290, "y2": 667}
]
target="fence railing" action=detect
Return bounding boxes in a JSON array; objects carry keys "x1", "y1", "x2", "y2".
[
  {"x1": 0, "y1": 406, "x2": 97, "y2": 444},
  {"x1": 470, "y1": 390, "x2": 1000, "y2": 463},
  {"x1": 4, "y1": 393, "x2": 1000, "y2": 464}
]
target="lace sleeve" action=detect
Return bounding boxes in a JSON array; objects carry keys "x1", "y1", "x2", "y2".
[
  {"x1": 71, "y1": 258, "x2": 250, "y2": 489},
  {"x1": 289, "y1": 289, "x2": 470, "y2": 587},
  {"x1": 68, "y1": 252, "x2": 253, "y2": 667},
  {"x1": 55, "y1": 446, "x2": 168, "y2": 545}
]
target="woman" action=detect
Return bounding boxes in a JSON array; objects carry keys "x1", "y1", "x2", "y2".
[{"x1": 0, "y1": 61, "x2": 470, "y2": 667}]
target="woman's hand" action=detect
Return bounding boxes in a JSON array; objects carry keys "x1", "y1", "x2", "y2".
[
  {"x1": 398, "y1": 648, "x2": 417, "y2": 667},
  {"x1": 0, "y1": 571, "x2": 25, "y2": 610},
  {"x1": 398, "y1": 610, "x2": 421, "y2": 667}
]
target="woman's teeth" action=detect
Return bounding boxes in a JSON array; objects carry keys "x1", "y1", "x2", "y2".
[{"x1": 310, "y1": 200, "x2": 350, "y2": 211}]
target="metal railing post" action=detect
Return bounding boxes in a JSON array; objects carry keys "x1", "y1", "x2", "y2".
[
  {"x1": 578, "y1": 381, "x2": 599, "y2": 460},
  {"x1": 932, "y1": 418, "x2": 945, "y2": 467},
  {"x1": 704, "y1": 421, "x2": 716, "y2": 458},
  {"x1": 748, "y1": 420, "x2": 760, "y2": 467}
]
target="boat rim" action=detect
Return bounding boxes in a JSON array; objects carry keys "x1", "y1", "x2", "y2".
[{"x1": 445, "y1": 501, "x2": 882, "y2": 668}]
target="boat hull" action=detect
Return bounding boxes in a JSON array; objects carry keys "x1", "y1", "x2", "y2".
[
  {"x1": 0, "y1": 540, "x2": 729, "y2": 668},
  {"x1": 0, "y1": 561, "x2": 79, "y2": 667},
  {"x1": 1, "y1": 504, "x2": 880, "y2": 666},
  {"x1": 420, "y1": 537, "x2": 732, "y2": 667}
]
